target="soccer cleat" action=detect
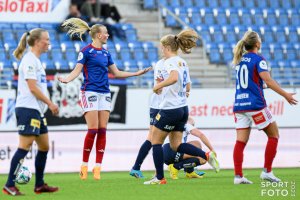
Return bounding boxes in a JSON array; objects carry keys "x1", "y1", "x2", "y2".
[
  {"x1": 79, "y1": 165, "x2": 88, "y2": 180},
  {"x1": 207, "y1": 151, "x2": 220, "y2": 173},
  {"x1": 2, "y1": 186, "x2": 24, "y2": 196},
  {"x1": 260, "y1": 170, "x2": 281, "y2": 182},
  {"x1": 34, "y1": 183, "x2": 59, "y2": 194},
  {"x1": 92, "y1": 166, "x2": 101, "y2": 180},
  {"x1": 143, "y1": 177, "x2": 167, "y2": 185},
  {"x1": 234, "y1": 176, "x2": 253, "y2": 184},
  {"x1": 168, "y1": 164, "x2": 179, "y2": 179},
  {"x1": 129, "y1": 169, "x2": 144, "y2": 178},
  {"x1": 186, "y1": 171, "x2": 204, "y2": 179}
]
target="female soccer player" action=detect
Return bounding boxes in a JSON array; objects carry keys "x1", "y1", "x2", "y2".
[
  {"x1": 165, "y1": 117, "x2": 217, "y2": 179},
  {"x1": 129, "y1": 58, "x2": 167, "y2": 178},
  {"x1": 144, "y1": 29, "x2": 219, "y2": 185},
  {"x1": 232, "y1": 31, "x2": 298, "y2": 184},
  {"x1": 3, "y1": 29, "x2": 59, "y2": 196},
  {"x1": 58, "y1": 18, "x2": 151, "y2": 180}
]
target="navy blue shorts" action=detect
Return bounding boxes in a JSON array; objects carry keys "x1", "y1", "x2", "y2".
[
  {"x1": 163, "y1": 143, "x2": 183, "y2": 165},
  {"x1": 15, "y1": 107, "x2": 48, "y2": 136},
  {"x1": 153, "y1": 106, "x2": 189, "y2": 132},
  {"x1": 149, "y1": 108, "x2": 159, "y2": 125}
]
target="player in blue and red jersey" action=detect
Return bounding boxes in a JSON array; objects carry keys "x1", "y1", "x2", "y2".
[
  {"x1": 58, "y1": 18, "x2": 151, "y2": 180},
  {"x1": 232, "y1": 31, "x2": 298, "y2": 184}
]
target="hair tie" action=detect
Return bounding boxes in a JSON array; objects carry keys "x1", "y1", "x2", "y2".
[
  {"x1": 174, "y1": 35, "x2": 178, "y2": 40},
  {"x1": 26, "y1": 32, "x2": 30, "y2": 36}
]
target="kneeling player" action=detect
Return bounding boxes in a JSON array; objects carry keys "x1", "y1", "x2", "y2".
[{"x1": 163, "y1": 117, "x2": 218, "y2": 179}]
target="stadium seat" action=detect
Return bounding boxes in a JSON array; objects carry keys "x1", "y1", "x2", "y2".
[
  {"x1": 207, "y1": 0, "x2": 219, "y2": 8},
  {"x1": 277, "y1": 9, "x2": 289, "y2": 26},
  {"x1": 51, "y1": 48, "x2": 64, "y2": 60},
  {"x1": 191, "y1": 13, "x2": 202, "y2": 25},
  {"x1": 143, "y1": 0, "x2": 156, "y2": 9},
  {"x1": 215, "y1": 9, "x2": 227, "y2": 25},
  {"x1": 266, "y1": 10, "x2": 278, "y2": 26},
  {"x1": 201, "y1": 9, "x2": 215, "y2": 25},
  {"x1": 11, "y1": 23, "x2": 26, "y2": 30},
  {"x1": 2, "y1": 31, "x2": 15, "y2": 41},
  {"x1": 253, "y1": 9, "x2": 265, "y2": 26},
  {"x1": 194, "y1": 0, "x2": 206, "y2": 8},
  {"x1": 147, "y1": 48, "x2": 159, "y2": 61},
  {"x1": 133, "y1": 49, "x2": 145, "y2": 60},
  {"x1": 291, "y1": 13, "x2": 300, "y2": 26},
  {"x1": 209, "y1": 47, "x2": 221, "y2": 63},
  {"x1": 120, "y1": 49, "x2": 132, "y2": 60},
  {"x1": 220, "y1": 0, "x2": 231, "y2": 8},
  {"x1": 275, "y1": 29, "x2": 287, "y2": 43},
  {"x1": 243, "y1": 0, "x2": 255, "y2": 8},
  {"x1": 65, "y1": 49, "x2": 77, "y2": 62},
  {"x1": 227, "y1": 9, "x2": 240, "y2": 25},
  {"x1": 181, "y1": 0, "x2": 193, "y2": 7}
]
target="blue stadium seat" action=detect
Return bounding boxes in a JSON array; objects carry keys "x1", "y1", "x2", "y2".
[
  {"x1": 165, "y1": 14, "x2": 179, "y2": 27},
  {"x1": 213, "y1": 30, "x2": 224, "y2": 43},
  {"x1": 11, "y1": 23, "x2": 26, "y2": 30},
  {"x1": 170, "y1": 0, "x2": 180, "y2": 7},
  {"x1": 123, "y1": 60, "x2": 138, "y2": 71},
  {"x1": 225, "y1": 27, "x2": 237, "y2": 43},
  {"x1": 51, "y1": 48, "x2": 64, "y2": 60},
  {"x1": 147, "y1": 48, "x2": 159, "y2": 62},
  {"x1": 269, "y1": 0, "x2": 281, "y2": 9},
  {"x1": 114, "y1": 59, "x2": 124, "y2": 70},
  {"x1": 263, "y1": 29, "x2": 275, "y2": 44},
  {"x1": 125, "y1": 29, "x2": 138, "y2": 42},
  {"x1": 215, "y1": 9, "x2": 227, "y2": 25},
  {"x1": 65, "y1": 49, "x2": 77, "y2": 61},
  {"x1": 286, "y1": 48, "x2": 297, "y2": 60},
  {"x1": 222, "y1": 49, "x2": 233, "y2": 63},
  {"x1": 0, "y1": 49, "x2": 6, "y2": 60},
  {"x1": 262, "y1": 51, "x2": 272, "y2": 61},
  {"x1": 256, "y1": 0, "x2": 268, "y2": 8},
  {"x1": 243, "y1": 0, "x2": 255, "y2": 8},
  {"x1": 275, "y1": 29, "x2": 287, "y2": 43},
  {"x1": 181, "y1": 0, "x2": 193, "y2": 7},
  {"x1": 266, "y1": 10, "x2": 278, "y2": 26},
  {"x1": 209, "y1": 47, "x2": 221, "y2": 63},
  {"x1": 253, "y1": 10, "x2": 265, "y2": 26},
  {"x1": 283, "y1": 68, "x2": 294, "y2": 80},
  {"x1": 220, "y1": 0, "x2": 231, "y2": 8},
  {"x1": 133, "y1": 49, "x2": 145, "y2": 60},
  {"x1": 191, "y1": 13, "x2": 202, "y2": 25},
  {"x1": 290, "y1": 60, "x2": 300, "y2": 69},
  {"x1": 0, "y1": 23, "x2": 11, "y2": 31},
  {"x1": 273, "y1": 49, "x2": 284, "y2": 61},
  {"x1": 291, "y1": 0, "x2": 300, "y2": 7},
  {"x1": 4, "y1": 40, "x2": 17, "y2": 51},
  {"x1": 194, "y1": 0, "x2": 206, "y2": 8},
  {"x1": 15, "y1": 30, "x2": 28, "y2": 40},
  {"x1": 203, "y1": 9, "x2": 215, "y2": 24},
  {"x1": 271, "y1": 68, "x2": 282, "y2": 79},
  {"x1": 240, "y1": 10, "x2": 253, "y2": 25},
  {"x1": 2, "y1": 31, "x2": 15, "y2": 41},
  {"x1": 227, "y1": 9, "x2": 240, "y2": 25},
  {"x1": 120, "y1": 49, "x2": 132, "y2": 60},
  {"x1": 25, "y1": 23, "x2": 39, "y2": 30},
  {"x1": 207, "y1": 0, "x2": 219, "y2": 8},
  {"x1": 291, "y1": 13, "x2": 300, "y2": 26},
  {"x1": 277, "y1": 10, "x2": 289, "y2": 26},
  {"x1": 40, "y1": 23, "x2": 58, "y2": 30},
  {"x1": 54, "y1": 59, "x2": 69, "y2": 70},
  {"x1": 288, "y1": 29, "x2": 299, "y2": 43},
  {"x1": 282, "y1": 0, "x2": 292, "y2": 8},
  {"x1": 143, "y1": 0, "x2": 156, "y2": 9},
  {"x1": 58, "y1": 33, "x2": 71, "y2": 42},
  {"x1": 41, "y1": 59, "x2": 55, "y2": 70},
  {"x1": 126, "y1": 76, "x2": 138, "y2": 87},
  {"x1": 128, "y1": 41, "x2": 143, "y2": 51},
  {"x1": 108, "y1": 49, "x2": 118, "y2": 60}
]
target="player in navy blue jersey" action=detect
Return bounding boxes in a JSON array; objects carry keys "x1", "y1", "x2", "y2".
[
  {"x1": 3, "y1": 28, "x2": 59, "y2": 196},
  {"x1": 232, "y1": 31, "x2": 298, "y2": 184},
  {"x1": 58, "y1": 18, "x2": 151, "y2": 180}
]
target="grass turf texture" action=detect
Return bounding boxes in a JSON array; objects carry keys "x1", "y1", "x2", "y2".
[{"x1": 0, "y1": 168, "x2": 299, "y2": 200}]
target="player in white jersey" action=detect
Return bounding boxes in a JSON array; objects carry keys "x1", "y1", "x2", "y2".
[
  {"x1": 3, "y1": 29, "x2": 59, "y2": 196},
  {"x1": 130, "y1": 58, "x2": 169, "y2": 178},
  {"x1": 163, "y1": 117, "x2": 217, "y2": 179},
  {"x1": 144, "y1": 29, "x2": 219, "y2": 185},
  {"x1": 232, "y1": 31, "x2": 298, "y2": 184}
]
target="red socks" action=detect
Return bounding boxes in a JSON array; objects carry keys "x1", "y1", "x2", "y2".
[
  {"x1": 264, "y1": 137, "x2": 278, "y2": 172},
  {"x1": 233, "y1": 140, "x2": 246, "y2": 177},
  {"x1": 82, "y1": 129, "x2": 97, "y2": 162},
  {"x1": 96, "y1": 128, "x2": 107, "y2": 164}
]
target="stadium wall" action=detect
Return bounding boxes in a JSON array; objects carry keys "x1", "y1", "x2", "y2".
[{"x1": 0, "y1": 128, "x2": 299, "y2": 173}]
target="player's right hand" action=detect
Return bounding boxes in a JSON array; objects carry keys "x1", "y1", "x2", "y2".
[
  {"x1": 49, "y1": 103, "x2": 59, "y2": 116},
  {"x1": 57, "y1": 76, "x2": 68, "y2": 83}
]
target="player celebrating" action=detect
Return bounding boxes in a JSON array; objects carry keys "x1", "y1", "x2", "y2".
[
  {"x1": 165, "y1": 117, "x2": 216, "y2": 179},
  {"x1": 129, "y1": 57, "x2": 168, "y2": 178},
  {"x1": 144, "y1": 29, "x2": 219, "y2": 185},
  {"x1": 2, "y1": 28, "x2": 59, "y2": 196},
  {"x1": 58, "y1": 18, "x2": 151, "y2": 180},
  {"x1": 232, "y1": 31, "x2": 298, "y2": 184}
]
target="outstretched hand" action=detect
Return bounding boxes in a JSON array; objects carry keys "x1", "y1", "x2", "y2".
[
  {"x1": 284, "y1": 93, "x2": 298, "y2": 105},
  {"x1": 136, "y1": 66, "x2": 153, "y2": 76}
]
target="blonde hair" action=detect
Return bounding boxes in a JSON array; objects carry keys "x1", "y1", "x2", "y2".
[
  {"x1": 13, "y1": 28, "x2": 47, "y2": 60},
  {"x1": 232, "y1": 31, "x2": 260, "y2": 65},
  {"x1": 160, "y1": 29, "x2": 199, "y2": 54},
  {"x1": 62, "y1": 18, "x2": 105, "y2": 41}
]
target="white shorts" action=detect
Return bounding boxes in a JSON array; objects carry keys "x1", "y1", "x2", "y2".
[
  {"x1": 79, "y1": 91, "x2": 111, "y2": 112},
  {"x1": 234, "y1": 107, "x2": 274, "y2": 130}
]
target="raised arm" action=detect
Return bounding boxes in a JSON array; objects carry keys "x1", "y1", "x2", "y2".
[
  {"x1": 259, "y1": 71, "x2": 298, "y2": 105},
  {"x1": 108, "y1": 64, "x2": 152, "y2": 78}
]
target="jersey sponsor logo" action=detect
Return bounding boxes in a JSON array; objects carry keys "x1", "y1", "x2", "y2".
[
  {"x1": 27, "y1": 65, "x2": 34, "y2": 72},
  {"x1": 18, "y1": 125, "x2": 25, "y2": 131},
  {"x1": 105, "y1": 96, "x2": 111, "y2": 102},
  {"x1": 241, "y1": 57, "x2": 251, "y2": 62},
  {"x1": 77, "y1": 52, "x2": 83, "y2": 61},
  {"x1": 30, "y1": 118, "x2": 40, "y2": 128},
  {"x1": 174, "y1": 152, "x2": 181, "y2": 162},
  {"x1": 155, "y1": 113, "x2": 161, "y2": 121},
  {"x1": 88, "y1": 96, "x2": 97, "y2": 102},
  {"x1": 164, "y1": 125, "x2": 175, "y2": 131},
  {"x1": 252, "y1": 112, "x2": 266, "y2": 125},
  {"x1": 259, "y1": 60, "x2": 268, "y2": 70}
]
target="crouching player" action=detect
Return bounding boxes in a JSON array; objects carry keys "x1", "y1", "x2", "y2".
[{"x1": 163, "y1": 117, "x2": 218, "y2": 179}]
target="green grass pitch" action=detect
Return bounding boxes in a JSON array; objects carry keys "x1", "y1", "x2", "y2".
[{"x1": 0, "y1": 168, "x2": 299, "y2": 200}]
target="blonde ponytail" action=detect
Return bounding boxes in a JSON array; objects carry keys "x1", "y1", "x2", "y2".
[
  {"x1": 232, "y1": 40, "x2": 245, "y2": 65},
  {"x1": 13, "y1": 32, "x2": 28, "y2": 60},
  {"x1": 62, "y1": 18, "x2": 91, "y2": 41}
]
